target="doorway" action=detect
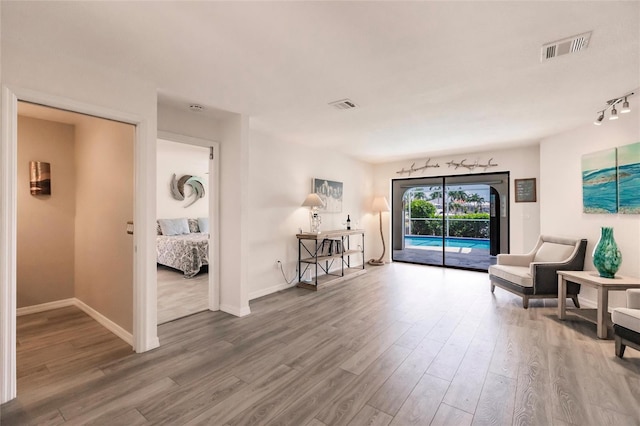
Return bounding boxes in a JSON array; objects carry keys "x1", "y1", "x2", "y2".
[
  {"x1": 1, "y1": 87, "x2": 158, "y2": 404},
  {"x1": 391, "y1": 172, "x2": 509, "y2": 271},
  {"x1": 155, "y1": 132, "x2": 220, "y2": 325},
  {"x1": 156, "y1": 139, "x2": 211, "y2": 324},
  {"x1": 12, "y1": 101, "x2": 135, "y2": 399}
]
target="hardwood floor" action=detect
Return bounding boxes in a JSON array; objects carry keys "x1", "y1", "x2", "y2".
[
  {"x1": 2, "y1": 263, "x2": 640, "y2": 425},
  {"x1": 157, "y1": 265, "x2": 208, "y2": 324}
]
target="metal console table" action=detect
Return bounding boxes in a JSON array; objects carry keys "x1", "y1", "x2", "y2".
[{"x1": 296, "y1": 229, "x2": 366, "y2": 291}]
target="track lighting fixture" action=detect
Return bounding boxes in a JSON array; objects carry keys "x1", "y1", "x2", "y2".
[{"x1": 593, "y1": 90, "x2": 636, "y2": 125}]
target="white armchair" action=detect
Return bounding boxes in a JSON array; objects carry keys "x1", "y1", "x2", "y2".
[
  {"x1": 489, "y1": 235, "x2": 587, "y2": 309},
  {"x1": 613, "y1": 289, "x2": 640, "y2": 358}
]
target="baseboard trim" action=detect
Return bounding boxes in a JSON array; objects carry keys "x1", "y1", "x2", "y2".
[
  {"x1": 249, "y1": 282, "x2": 297, "y2": 301},
  {"x1": 17, "y1": 298, "x2": 133, "y2": 347},
  {"x1": 73, "y1": 299, "x2": 133, "y2": 347},
  {"x1": 220, "y1": 304, "x2": 251, "y2": 317},
  {"x1": 17, "y1": 299, "x2": 76, "y2": 316}
]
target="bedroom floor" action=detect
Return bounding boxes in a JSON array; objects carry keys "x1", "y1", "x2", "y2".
[{"x1": 157, "y1": 265, "x2": 208, "y2": 324}]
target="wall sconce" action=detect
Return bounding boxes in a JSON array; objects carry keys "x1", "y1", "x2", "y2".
[
  {"x1": 594, "y1": 91, "x2": 635, "y2": 125},
  {"x1": 29, "y1": 161, "x2": 51, "y2": 195},
  {"x1": 301, "y1": 193, "x2": 324, "y2": 233}
]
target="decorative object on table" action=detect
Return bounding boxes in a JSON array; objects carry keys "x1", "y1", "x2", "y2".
[
  {"x1": 312, "y1": 178, "x2": 342, "y2": 212},
  {"x1": 346, "y1": 215, "x2": 351, "y2": 230},
  {"x1": 593, "y1": 226, "x2": 622, "y2": 278},
  {"x1": 301, "y1": 193, "x2": 324, "y2": 233},
  {"x1": 29, "y1": 161, "x2": 51, "y2": 195},
  {"x1": 617, "y1": 142, "x2": 640, "y2": 214},
  {"x1": 368, "y1": 196, "x2": 390, "y2": 266},
  {"x1": 582, "y1": 148, "x2": 618, "y2": 214},
  {"x1": 514, "y1": 178, "x2": 537, "y2": 203},
  {"x1": 170, "y1": 173, "x2": 206, "y2": 207}
]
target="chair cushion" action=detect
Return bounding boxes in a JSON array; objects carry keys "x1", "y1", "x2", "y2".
[
  {"x1": 612, "y1": 308, "x2": 640, "y2": 334},
  {"x1": 489, "y1": 265, "x2": 533, "y2": 288},
  {"x1": 533, "y1": 242, "x2": 575, "y2": 263}
]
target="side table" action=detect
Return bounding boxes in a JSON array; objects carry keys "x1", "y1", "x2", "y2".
[{"x1": 557, "y1": 270, "x2": 640, "y2": 339}]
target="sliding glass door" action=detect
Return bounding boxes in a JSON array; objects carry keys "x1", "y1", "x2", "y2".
[{"x1": 391, "y1": 172, "x2": 509, "y2": 271}]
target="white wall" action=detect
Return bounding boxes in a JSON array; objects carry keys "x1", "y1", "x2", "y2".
[
  {"x1": 540, "y1": 113, "x2": 640, "y2": 309},
  {"x1": 372, "y1": 145, "x2": 541, "y2": 262},
  {"x1": 157, "y1": 139, "x2": 209, "y2": 220},
  {"x1": 247, "y1": 129, "x2": 375, "y2": 300}
]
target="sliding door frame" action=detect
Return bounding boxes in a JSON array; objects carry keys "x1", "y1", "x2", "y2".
[{"x1": 391, "y1": 171, "x2": 510, "y2": 271}]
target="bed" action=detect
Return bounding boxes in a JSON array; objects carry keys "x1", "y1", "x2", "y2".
[{"x1": 156, "y1": 218, "x2": 209, "y2": 278}]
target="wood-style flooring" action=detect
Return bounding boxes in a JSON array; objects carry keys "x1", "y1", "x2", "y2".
[
  {"x1": 2, "y1": 263, "x2": 640, "y2": 425},
  {"x1": 157, "y1": 265, "x2": 208, "y2": 324}
]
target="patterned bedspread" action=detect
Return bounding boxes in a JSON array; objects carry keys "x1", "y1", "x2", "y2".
[{"x1": 156, "y1": 233, "x2": 209, "y2": 278}]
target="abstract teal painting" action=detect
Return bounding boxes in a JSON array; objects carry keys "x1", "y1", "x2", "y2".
[
  {"x1": 582, "y1": 148, "x2": 617, "y2": 214},
  {"x1": 618, "y1": 142, "x2": 640, "y2": 214}
]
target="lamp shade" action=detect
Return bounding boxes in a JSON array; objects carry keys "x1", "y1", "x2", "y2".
[
  {"x1": 371, "y1": 196, "x2": 390, "y2": 212},
  {"x1": 301, "y1": 193, "x2": 324, "y2": 208}
]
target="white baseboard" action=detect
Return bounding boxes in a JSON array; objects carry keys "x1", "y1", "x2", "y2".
[
  {"x1": 73, "y1": 299, "x2": 133, "y2": 347},
  {"x1": 249, "y1": 282, "x2": 297, "y2": 301},
  {"x1": 17, "y1": 298, "x2": 133, "y2": 347},
  {"x1": 220, "y1": 304, "x2": 251, "y2": 317},
  {"x1": 17, "y1": 298, "x2": 76, "y2": 316}
]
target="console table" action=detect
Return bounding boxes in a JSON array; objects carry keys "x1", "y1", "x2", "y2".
[
  {"x1": 296, "y1": 229, "x2": 366, "y2": 291},
  {"x1": 557, "y1": 270, "x2": 640, "y2": 339}
]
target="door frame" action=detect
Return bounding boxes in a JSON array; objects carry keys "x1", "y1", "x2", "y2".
[
  {"x1": 1, "y1": 86, "x2": 159, "y2": 403},
  {"x1": 157, "y1": 131, "x2": 221, "y2": 313}
]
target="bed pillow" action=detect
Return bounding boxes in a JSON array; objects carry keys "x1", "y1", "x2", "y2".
[
  {"x1": 158, "y1": 218, "x2": 190, "y2": 236},
  {"x1": 156, "y1": 221, "x2": 162, "y2": 235},
  {"x1": 188, "y1": 218, "x2": 200, "y2": 233},
  {"x1": 198, "y1": 217, "x2": 210, "y2": 234}
]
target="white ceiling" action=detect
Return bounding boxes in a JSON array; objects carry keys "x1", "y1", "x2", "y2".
[{"x1": 3, "y1": 1, "x2": 639, "y2": 163}]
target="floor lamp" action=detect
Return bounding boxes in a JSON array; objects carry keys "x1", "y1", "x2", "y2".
[{"x1": 369, "y1": 196, "x2": 390, "y2": 266}]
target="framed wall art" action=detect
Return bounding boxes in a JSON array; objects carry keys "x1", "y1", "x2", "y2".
[
  {"x1": 514, "y1": 178, "x2": 536, "y2": 203},
  {"x1": 312, "y1": 178, "x2": 343, "y2": 213}
]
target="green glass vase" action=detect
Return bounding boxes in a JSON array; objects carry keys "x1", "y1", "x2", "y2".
[{"x1": 592, "y1": 227, "x2": 622, "y2": 278}]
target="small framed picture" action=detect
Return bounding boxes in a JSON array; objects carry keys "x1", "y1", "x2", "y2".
[{"x1": 514, "y1": 178, "x2": 536, "y2": 203}]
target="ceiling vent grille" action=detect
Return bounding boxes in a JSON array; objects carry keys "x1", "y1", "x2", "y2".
[
  {"x1": 541, "y1": 31, "x2": 591, "y2": 62},
  {"x1": 329, "y1": 99, "x2": 358, "y2": 110}
]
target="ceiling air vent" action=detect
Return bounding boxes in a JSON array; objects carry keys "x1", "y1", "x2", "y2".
[
  {"x1": 541, "y1": 31, "x2": 591, "y2": 62},
  {"x1": 329, "y1": 99, "x2": 358, "y2": 110}
]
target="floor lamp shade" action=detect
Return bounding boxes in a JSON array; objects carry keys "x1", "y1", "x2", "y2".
[
  {"x1": 371, "y1": 196, "x2": 390, "y2": 213},
  {"x1": 369, "y1": 196, "x2": 390, "y2": 266}
]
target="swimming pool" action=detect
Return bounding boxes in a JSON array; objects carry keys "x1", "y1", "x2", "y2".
[{"x1": 405, "y1": 235, "x2": 490, "y2": 250}]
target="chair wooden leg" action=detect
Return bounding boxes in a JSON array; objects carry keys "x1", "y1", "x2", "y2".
[
  {"x1": 490, "y1": 283, "x2": 495, "y2": 293},
  {"x1": 615, "y1": 335, "x2": 626, "y2": 358},
  {"x1": 571, "y1": 295, "x2": 580, "y2": 308},
  {"x1": 523, "y1": 296, "x2": 529, "y2": 309}
]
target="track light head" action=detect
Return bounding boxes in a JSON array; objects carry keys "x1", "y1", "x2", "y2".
[
  {"x1": 610, "y1": 105, "x2": 619, "y2": 120},
  {"x1": 594, "y1": 112, "x2": 604, "y2": 125},
  {"x1": 621, "y1": 97, "x2": 631, "y2": 113}
]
